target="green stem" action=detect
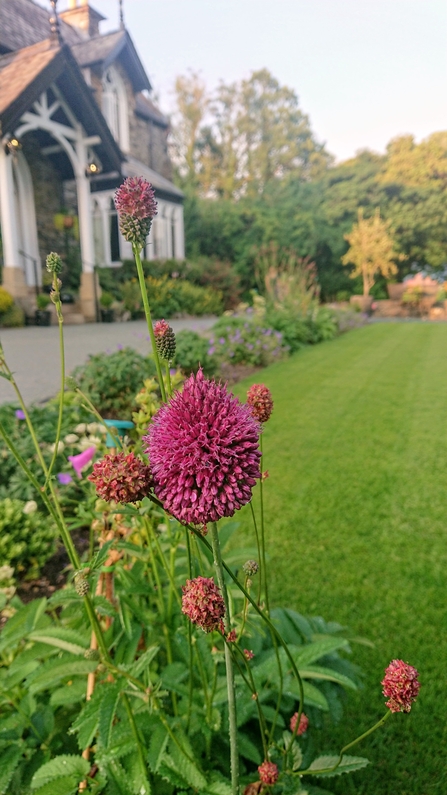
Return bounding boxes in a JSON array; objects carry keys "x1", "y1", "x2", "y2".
[
  {"x1": 249, "y1": 502, "x2": 262, "y2": 605},
  {"x1": 122, "y1": 692, "x2": 150, "y2": 792},
  {"x1": 231, "y1": 643, "x2": 268, "y2": 758},
  {"x1": 189, "y1": 521, "x2": 305, "y2": 715},
  {"x1": 165, "y1": 361, "x2": 172, "y2": 398},
  {"x1": 299, "y1": 711, "x2": 392, "y2": 776},
  {"x1": 44, "y1": 275, "x2": 65, "y2": 490},
  {"x1": 132, "y1": 242, "x2": 167, "y2": 403},
  {"x1": 185, "y1": 530, "x2": 194, "y2": 732},
  {"x1": 259, "y1": 436, "x2": 269, "y2": 612},
  {"x1": 210, "y1": 522, "x2": 239, "y2": 795}
]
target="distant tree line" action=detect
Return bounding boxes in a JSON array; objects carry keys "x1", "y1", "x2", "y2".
[{"x1": 170, "y1": 70, "x2": 447, "y2": 300}]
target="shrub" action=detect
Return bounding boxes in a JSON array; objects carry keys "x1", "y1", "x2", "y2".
[
  {"x1": 0, "y1": 303, "x2": 25, "y2": 327},
  {"x1": 0, "y1": 286, "x2": 14, "y2": 314},
  {"x1": 36, "y1": 293, "x2": 50, "y2": 310},
  {"x1": 120, "y1": 279, "x2": 142, "y2": 317},
  {"x1": 266, "y1": 306, "x2": 338, "y2": 352},
  {"x1": 72, "y1": 348, "x2": 155, "y2": 419},
  {"x1": 0, "y1": 498, "x2": 56, "y2": 577},
  {"x1": 99, "y1": 291, "x2": 114, "y2": 309},
  {"x1": 185, "y1": 256, "x2": 242, "y2": 309},
  {"x1": 209, "y1": 316, "x2": 288, "y2": 366},
  {"x1": 174, "y1": 330, "x2": 218, "y2": 376},
  {"x1": 143, "y1": 276, "x2": 223, "y2": 318}
]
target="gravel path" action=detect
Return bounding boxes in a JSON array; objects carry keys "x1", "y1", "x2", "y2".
[{"x1": 0, "y1": 317, "x2": 216, "y2": 405}]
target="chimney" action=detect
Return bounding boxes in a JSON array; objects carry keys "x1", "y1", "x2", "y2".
[{"x1": 59, "y1": 0, "x2": 105, "y2": 39}]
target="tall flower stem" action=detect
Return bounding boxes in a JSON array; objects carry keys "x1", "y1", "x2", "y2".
[
  {"x1": 299, "y1": 711, "x2": 392, "y2": 776},
  {"x1": 44, "y1": 273, "x2": 65, "y2": 490},
  {"x1": 209, "y1": 522, "x2": 239, "y2": 795},
  {"x1": 259, "y1": 436, "x2": 269, "y2": 612},
  {"x1": 132, "y1": 242, "x2": 167, "y2": 403},
  {"x1": 185, "y1": 530, "x2": 194, "y2": 731}
]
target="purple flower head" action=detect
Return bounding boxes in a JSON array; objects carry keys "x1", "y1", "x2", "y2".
[
  {"x1": 382, "y1": 659, "x2": 420, "y2": 713},
  {"x1": 15, "y1": 409, "x2": 26, "y2": 420},
  {"x1": 181, "y1": 576, "x2": 225, "y2": 633},
  {"x1": 219, "y1": 337, "x2": 225, "y2": 345},
  {"x1": 208, "y1": 347, "x2": 215, "y2": 356},
  {"x1": 89, "y1": 451, "x2": 152, "y2": 504},
  {"x1": 68, "y1": 446, "x2": 96, "y2": 479},
  {"x1": 144, "y1": 369, "x2": 261, "y2": 525},
  {"x1": 57, "y1": 472, "x2": 73, "y2": 485},
  {"x1": 114, "y1": 176, "x2": 157, "y2": 220},
  {"x1": 114, "y1": 177, "x2": 158, "y2": 246}
]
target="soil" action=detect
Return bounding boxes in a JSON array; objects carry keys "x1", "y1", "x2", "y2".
[{"x1": 17, "y1": 528, "x2": 90, "y2": 603}]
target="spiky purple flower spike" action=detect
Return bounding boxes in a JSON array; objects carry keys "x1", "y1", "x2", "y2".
[
  {"x1": 144, "y1": 369, "x2": 261, "y2": 525},
  {"x1": 114, "y1": 176, "x2": 158, "y2": 247}
]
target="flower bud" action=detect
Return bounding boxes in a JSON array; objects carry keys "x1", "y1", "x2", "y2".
[
  {"x1": 46, "y1": 252, "x2": 63, "y2": 274},
  {"x1": 243, "y1": 560, "x2": 259, "y2": 576},
  {"x1": 74, "y1": 572, "x2": 89, "y2": 596},
  {"x1": 84, "y1": 648, "x2": 100, "y2": 661},
  {"x1": 154, "y1": 319, "x2": 176, "y2": 361}
]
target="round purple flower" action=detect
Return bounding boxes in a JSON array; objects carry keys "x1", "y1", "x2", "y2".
[
  {"x1": 114, "y1": 176, "x2": 157, "y2": 220},
  {"x1": 182, "y1": 576, "x2": 225, "y2": 633},
  {"x1": 15, "y1": 409, "x2": 26, "y2": 420},
  {"x1": 144, "y1": 369, "x2": 261, "y2": 525},
  {"x1": 382, "y1": 659, "x2": 420, "y2": 713}
]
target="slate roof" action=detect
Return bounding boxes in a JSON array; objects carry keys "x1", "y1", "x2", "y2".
[
  {"x1": 0, "y1": 40, "x2": 59, "y2": 118},
  {"x1": 0, "y1": 0, "x2": 82, "y2": 53},
  {"x1": 71, "y1": 30, "x2": 151, "y2": 92},
  {"x1": 135, "y1": 94, "x2": 169, "y2": 128},
  {"x1": 123, "y1": 156, "x2": 184, "y2": 201}
]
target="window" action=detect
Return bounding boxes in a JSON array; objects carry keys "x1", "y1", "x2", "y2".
[
  {"x1": 109, "y1": 199, "x2": 121, "y2": 262},
  {"x1": 102, "y1": 67, "x2": 129, "y2": 152}
]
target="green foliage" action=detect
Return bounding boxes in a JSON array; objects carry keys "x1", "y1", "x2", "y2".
[
  {"x1": 209, "y1": 316, "x2": 288, "y2": 366},
  {"x1": 0, "y1": 303, "x2": 25, "y2": 327},
  {"x1": 72, "y1": 348, "x2": 156, "y2": 419},
  {"x1": 0, "y1": 499, "x2": 56, "y2": 577},
  {"x1": 99, "y1": 291, "x2": 115, "y2": 309},
  {"x1": 174, "y1": 329, "x2": 218, "y2": 375},
  {"x1": 36, "y1": 293, "x2": 51, "y2": 310},
  {"x1": 0, "y1": 286, "x2": 14, "y2": 314}
]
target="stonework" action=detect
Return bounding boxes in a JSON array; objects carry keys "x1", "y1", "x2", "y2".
[{"x1": 22, "y1": 135, "x2": 66, "y2": 265}]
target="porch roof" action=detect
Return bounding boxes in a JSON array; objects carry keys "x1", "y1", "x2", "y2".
[
  {"x1": 0, "y1": 40, "x2": 122, "y2": 175},
  {"x1": 71, "y1": 30, "x2": 151, "y2": 93}
]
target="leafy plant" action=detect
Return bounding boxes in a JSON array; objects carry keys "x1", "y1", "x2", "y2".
[
  {"x1": 36, "y1": 293, "x2": 51, "y2": 310},
  {"x1": 99, "y1": 291, "x2": 114, "y2": 309},
  {"x1": 209, "y1": 316, "x2": 288, "y2": 366},
  {"x1": 0, "y1": 286, "x2": 14, "y2": 314},
  {"x1": 0, "y1": 499, "x2": 57, "y2": 577},
  {"x1": 72, "y1": 348, "x2": 156, "y2": 419},
  {"x1": 174, "y1": 329, "x2": 218, "y2": 375}
]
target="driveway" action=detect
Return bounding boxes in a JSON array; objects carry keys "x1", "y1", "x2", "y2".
[{"x1": 0, "y1": 317, "x2": 216, "y2": 405}]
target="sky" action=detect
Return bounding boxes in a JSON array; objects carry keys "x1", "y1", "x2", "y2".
[{"x1": 42, "y1": 0, "x2": 446, "y2": 162}]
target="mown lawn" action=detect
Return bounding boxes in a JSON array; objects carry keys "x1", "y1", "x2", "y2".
[{"x1": 234, "y1": 322, "x2": 447, "y2": 795}]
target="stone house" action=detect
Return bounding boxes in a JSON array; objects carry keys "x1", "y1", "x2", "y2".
[{"x1": 0, "y1": 0, "x2": 184, "y2": 320}]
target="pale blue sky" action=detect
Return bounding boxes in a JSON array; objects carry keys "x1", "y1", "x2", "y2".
[{"x1": 46, "y1": 0, "x2": 446, "y2": 161}]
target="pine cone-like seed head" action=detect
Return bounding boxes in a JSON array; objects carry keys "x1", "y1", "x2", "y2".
[
  {"x1": 154, "y1": 320, "x2": 176, "y2": 361},
  {"x1": 74, "y1": 573, "x2": 89, "y2": 596},
  {"x1": 84, "y1": 648, "x2": 100, "y2": 661},
  {"x1": 118, "y1": 214, "x2": 152, "y2": 247}
]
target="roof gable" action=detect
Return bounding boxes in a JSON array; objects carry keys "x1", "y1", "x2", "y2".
[
  {"x1": 0, "y1": 40, "x2": 122, "y2": 175},
  {"x1": 71, "y1": 30, "x2": 151, "y2": 92}
]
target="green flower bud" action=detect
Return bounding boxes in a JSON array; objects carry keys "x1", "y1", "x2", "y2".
[{"x1": 46, "y1": 252, "x2": 63, "y2": 274}]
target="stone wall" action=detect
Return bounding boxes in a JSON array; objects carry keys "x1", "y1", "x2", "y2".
[
  {"x1": 90, "y1": 63, "x2": 172, "y2": 179},
  {"x1": 22, "y1": 134, "x2": 66, "y2": 266}
]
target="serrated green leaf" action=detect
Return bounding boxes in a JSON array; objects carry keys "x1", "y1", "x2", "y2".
[
  {"x1": 306, "y1": 754, "x2": 370, "y2": 777},
  {"x1": 238, "y1": 732, "x2": 262, "y2": 764},
  {"x1": 147, "y1": 721, "x2": 169, "y2": 773},
  {"x1": 0, "y1": 598, "x2": 47, "y2": 650},
  {"x1": 90, "y1": 540, "x2": 115, "y2": 572},
  {"x1": 100, "y1": 758, "x2": 136, "y2": 795},
  {"x1": 292, "y1": 638, "x2": 350, "y2": 667},
  {"x1": 69, "y1": 686, "x2": 104, "y2": 749},
  {"x1": 300, "y1": 665, "x2": 357, "y2": 690},
  {"x1": 5, "y1": 659, "x2": 40, "y2": 687},
  {"x1": 168, "y1": 743, "x2": 207, "y2": 791},
  {"x1": 204, "y1": 774, "x2": 233, "y2": 795},
  {"x1": 29, "y1": 627, "x2": 89, "y2": 656},
  {"x1": 0, "y1": 745, "x2": 23, "y2": 794},
  {"x1": 26, "y1": 658, "x2": 97, "y2": 694},
  {"x1": 285, "y1": 680, "x2": 329, "y2": 711},
  {"x1": 31, "y1": 755, "x2": 90, "y2": 789},
  {"x1": 129, "y1": 646, "x2": 159, "y2": 678},
  {"x1": 32, "y1": 776, "x2": 79, "y2": 795},
  {"x1": 50, "y1": 678, "x2": 87, "y2": 707},
  {"x1": 99, "y1": 683, "x2": 122, "y2": 749}
]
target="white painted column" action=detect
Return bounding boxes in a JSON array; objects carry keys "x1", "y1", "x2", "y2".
[
  {"x1": 0, "y1": 146, "x2": 28, "y2": 299},
  {"x1": 75, "y1": 139, "x2": 98, "y2": 320},
  {"x1": 176, "y1": 204, "x2": 185, "y2": 259},
  {"x1": 0, "y1": 147, "x2": 20, "y2": 269}
]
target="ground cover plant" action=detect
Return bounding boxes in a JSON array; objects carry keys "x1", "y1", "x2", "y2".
[
  {"x1": 233, "y1": 322, "x2": 446, "y2": 795},
  {"x1": 0, "y1": 179, "x2": 421, "y2": 795}
]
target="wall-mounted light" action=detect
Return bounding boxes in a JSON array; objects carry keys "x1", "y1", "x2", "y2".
[
  {"x1": 4, "y1": 138, "x2": 22, "y2": 155},
  {"x1": 86, "y1": 161, "x2": 102, "y2": 176}
]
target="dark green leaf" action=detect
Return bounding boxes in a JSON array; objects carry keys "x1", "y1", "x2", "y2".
[
  {"x1": 31, "y1": 755, "x2": 90, "y2": 789},
  {"x1": 306, "y1": 754, "x2": 370, "y2": 777},
  {"x1": 99, "y1": 683, "x2": 122, "y2": 749}
]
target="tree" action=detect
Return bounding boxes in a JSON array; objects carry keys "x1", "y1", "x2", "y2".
[
  {"x1": 341, "y1": 209, "x2": 399, "y2": 296},
  {"x1": 171, "y1": 68, "x2": 332, "y2": 199}
]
